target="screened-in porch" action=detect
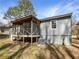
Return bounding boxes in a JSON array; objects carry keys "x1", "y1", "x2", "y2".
[{"x1": 10, "y1": 15, "x2": 40, "y2": 43}]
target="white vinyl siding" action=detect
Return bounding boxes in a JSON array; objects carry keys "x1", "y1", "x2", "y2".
[{"x1": 40, "y1": 18, "x2": 71, "y2": 45}]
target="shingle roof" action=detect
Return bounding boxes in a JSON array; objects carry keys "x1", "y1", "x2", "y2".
[
  {"x1": 11, "y1": 13, "x2": 72, "y2": 24},
  {"x1": 40, "y1": 13, "x2": 72, "y2": 22}
]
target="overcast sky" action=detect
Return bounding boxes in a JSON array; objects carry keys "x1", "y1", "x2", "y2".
[{"x1": 0, "y1": 0, "x2": 79, "y2": 24}]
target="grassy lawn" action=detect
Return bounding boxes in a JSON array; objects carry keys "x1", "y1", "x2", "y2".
[{"x1": 0, "y1": 38, "x2": 79, "y2": 59}]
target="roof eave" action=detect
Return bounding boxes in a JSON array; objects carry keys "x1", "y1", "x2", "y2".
[{"x1": 40, "y1": 13, "x2": 72, "y2": 22}]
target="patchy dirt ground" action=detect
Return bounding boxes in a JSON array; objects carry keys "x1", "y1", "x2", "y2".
[{"x1": 0, "y1": 38, "x2": 79, "y2": 59}]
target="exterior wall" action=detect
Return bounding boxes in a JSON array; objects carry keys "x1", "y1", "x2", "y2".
[{"x1": 40, "y1": 18, "x2": 71, "y2": 45}]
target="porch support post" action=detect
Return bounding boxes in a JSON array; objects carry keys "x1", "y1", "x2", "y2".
[
  {"x1": 23, "y1": 37, "x2": 25, "y2": 44},
  {"x1": 23, "y1": 23, "x2": 25, "y2": 43},
  {"x1": 36, "y1": 37, "x2": 38, "y2": 43},
  {"x1": 31, "y1": 20, "x2": 33, "y2": 44},
  {"x1": 15, "y1": 25, "x2": 17, "y2": 35}
]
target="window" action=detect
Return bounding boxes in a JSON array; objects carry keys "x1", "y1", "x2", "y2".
[{"x1": 52, "y1": 21, "x2": 56, "y2": 28}]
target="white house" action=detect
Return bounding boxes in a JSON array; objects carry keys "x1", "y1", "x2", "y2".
[
  {"x1": 10, "y1": 13, "x2": 72, "y2": 45},
  {"x1": 40, "y1": 13, "x2": 72, "y2": 45}
]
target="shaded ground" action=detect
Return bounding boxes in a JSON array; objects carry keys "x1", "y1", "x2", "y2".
[
  {"x1": 0, "y1": 34, "x2": 9, "y2": 39},
  {"x1": 0, "y1": 38, "x2": 79, "y2": 59}
]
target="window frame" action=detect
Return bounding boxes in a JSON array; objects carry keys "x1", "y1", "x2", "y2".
[{"x1": 51, "y1": 20, "x2": 56, "y2": 29}]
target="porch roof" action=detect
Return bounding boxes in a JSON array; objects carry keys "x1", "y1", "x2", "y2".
[{"x1": 11, "y1": 15, "x2": 40, "y2": 25}]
